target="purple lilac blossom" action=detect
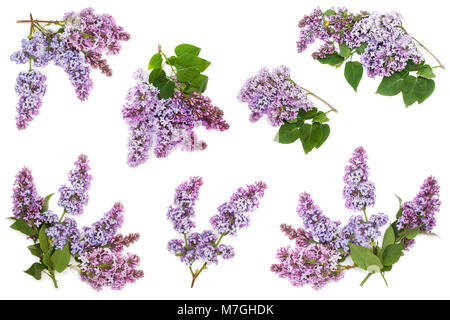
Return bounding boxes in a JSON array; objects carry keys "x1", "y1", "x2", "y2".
[
  {"x1": 237, "y1": 65, "x2": 313, "y2": 126},
  {"x1": 63, "y1": 7, "x2": 130, "y2": 76},
  {"x1": 271, "y1": 243, "x2": 343, "y2": 289},
  {"x1": 167, "y1": 177, "x2": 203, "y2": 234},
  {"x1": 341, "y1": 213, "x2": 388, "y2": 251},
  {"x1": 79, "y1": 247, "x2": 143, "y2": 291},
  {"x1": 167, "y1": 179, "x2": 266, "y2": 270},
  {"x1": 296, "y1": 192, "x2": 342, "y2": 246},
  {"x1": 343, "y1": 146, "x2": 376, "y2": 211},
  {"x1": 45, "y1": 217, "x2": 83, "y2": 255},
  {"x1": 297, "y1": 8, "x2": 423, "y2": 77},
  {"x1": 58, "y1": 155, "x2": 92, "y2": 215},
  {"x1": 82, "y1": 202, "x2": 125, "y2": 248},
  {"x1": 14, "y1": 70, "x2": 47, "y2": 130},
  {"x1": 210, "y1": 181, "x2": 267, "y2": 236},
  {"x1": 122, "y1": 72, "x2": 228, "y2": 166},
  {"x1": 397, "y1": 176, "x2": 440, "y2": 233},
  {"x1": 12, "y1": 167, "x2": 44, "y2": 222}
]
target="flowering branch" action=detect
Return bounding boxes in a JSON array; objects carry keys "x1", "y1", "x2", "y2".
[
  {"x1": 167, "y1": 177, "x2": 266, "y2": 287},
  {"x1": 300, "y1": 86, "x2": 338, "y2": 113},
  {"x1": 272, "y1": 146, "x2": 440, "y2": 289}
]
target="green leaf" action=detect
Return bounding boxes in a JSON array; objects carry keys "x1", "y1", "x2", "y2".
[
  {"x1": 323, "y1": 9, "x2": 336, "y2": 16},
  {"x1": 310, "y1": 123, "x2": 323, "y2": 148},
  {"x1": 313, "y1": 111, "x2": 329, "y2": 123},
  {"x1": 148, "y1": 68, "x2": 166, "y2": 84},
  {"x1": 404, "y1": 226, "x2": 420, "y2": 239},
  {"x1": 10, "y1": 219, "x2": 37, "y2": 237},
  {"x1": 176, "y1": 67, "x2": 200, "y2": 82},
  {"x1": 344, "y1": 61, "x2": 363, "y2": 92},
  {"x1": 405, "y1": 60, "x2": 425, "y2": 72},
  {"x1": 355, "y1": 42, "x2": 368, "y2": 54},
  {"x1": 317, "y1": 53, "x2": 344, "y2": 67},
  {"x1": 277, "y1": 123, "x2": 300, "y2": 144},
  {"x1": 382, "y1": 225, "x2": 395, "y2": 249},
  {"x1": 299, "y1": 123, "x2": 314, "y2": 154},
  {"x1": 376, "y1": 72, "x2": 404, "y2": 96},
  {"x1": 402, "y1": 75, "x2": 418, "y2": 106},
  {"x1": 149, "y1": 69, "x2": 175, "y2": 99},
  {"x1": 316, "y1": 124, "x2": 330, "y2": 148},
  {"x1": 41, "y1": 193, "x2": 54, "y2": 213},
  {"x1": 174, "y1": 44, "x2": 201, "y2": 56},
  {"x1": 349, "y1": 243, "x2": 383, "y2": 272},
  {"x1": 171, "y1": 54, "x2": 210, "y2": 72},
  {"x1": 51, "y1": 243, "x2": 71, "y2": 273},
  {"x1": 157, "y1": 80, "x2": 175, "y2": 99},
  {"x1": 298, "y1": 107, "x2": 318, "y2": 120},
  {"x1": 186, "y1": 74, "x2": 208, "y2": 93},
  {"x1": 27, "y1": 244, "x2": 42, "y2": 257},
  {"x1": 415, "y1": 77, "x2": 435, "y2": 104},
  {"x1": 24, "y1": 263, "x2": 46, "y2": 280},
  {"x1": 148, "y1": 53, "x2": 163, "y2": 70},
  {"x1": 43, "y1": 249, "x2": 53, "y2": 268},
  {"x1": 382, "y1": 243, "x2": 404, "y2": 266},
  {"x1": 417, "y1": 65, "x2": 435, "y2": 79},
  {"x1": 39, "y1": 225, "x2": 49, "y2": 252},
  {"x1": 338, "y1": 43, "x2": 351, "y2": 58}
]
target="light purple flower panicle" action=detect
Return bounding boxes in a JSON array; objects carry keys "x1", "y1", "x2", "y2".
[
  {"x1": 58, "y1": 154, "x2": 92, "y2": 215},
  {"x1": 238, "y1": 65, "x2": 313, "y2": 126},
  {"x1": 12, "y1": 167, "x2": 44, "y2": 222},
  {"x1": 397, "y1": 176, "x2": 440, "y2": 233},
  {"x1": 343, "y1": 146, "x2": 376, "y2": 211}
]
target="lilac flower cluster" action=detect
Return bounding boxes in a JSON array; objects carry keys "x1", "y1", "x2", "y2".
[
  {"x1": 210, "y1": 181, "x2": 267, "y2": 235},
  {"x1": 297, "y1": 8, "x2": 423, "y2": 77},
  {"x1": 79, "y1": 247, "x2": 143, "y2": 291},
  {"x1": 237, "y1": 65, "x2": 313, "y2": 126},
  {"x1": 58, "y1": 154, "x2": 92, "y2": 215},
  {"x1": 271, "y1": 243, "x2": 344, "y2": 290},
  {"x1": 167, "y1": 177, "x2": 266, "y2": 286},
  {"x1": 272, "y1": 146, "x2": 440, "y2": 289},
  {"x1": 11, "y1": 8, "x2": 129, "y2": 129},
  {"x1": 348, "y1": 12, "x2": 423, "y2": 77},
  {"x1": 397, "y1": 176, "x2": 440, "y2": 234},
  {"x1": 167, "y1": 176, "x2": 203, "y2": 234},
  {"x1": 123, "y1": 71, "x2": 229, "y2": 167},
  {"x1": 341, "y1": 213, "x2": 388, "y2": 249},
  {"x1": 63, "y1": 7, "x2": 130, "y2": 76},
  {"x1": 82, "y1": 202, "x2": 125, "y2": 248},
  {"x1": 10, "y1": 155, "x2": 142, "y2": 290},
  {"x1": 45, "y1": 217, "x2": 83, "y2": 255},
  {"x1": 14, "y1": 70, "x2": 47, "y2": 129},
  {"x1": 343, "y1": 146, "x2": 376, "y2": 211},
  {"x1": 11, "y1": 167, "x2": 44, "y2": 222}
]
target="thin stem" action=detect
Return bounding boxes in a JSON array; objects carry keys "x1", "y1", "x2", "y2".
[
  {"x1": 381, "y1": 272, "x2": 389, "y2": 287},
  {"x1": 410, "y1": 35, "x2": 445, "y2": 70},
  {"x1": 300, "y1": 86, "x2": 338, "y2": 113},
  {"x1": 363, "y1": 206, "x2": 368, "y2": 223},
  {"x1": 47, "y1": 268, "x2": 58, "y2": 288},
  {"x1": 17, "y1": 19, "x2": 64, "y2": 25},
  {"x1": 190, "y1": 233, "x2": 227, "y2": 288},
  {"x1": 360, "y1": 273, "x2": 372, "y2": 286},
  {"x1": 58, "y1": 209, "x2": 67, "y2": 224},
  {"x1": 158, "y1": 44, "x2": 177, "y2": 77}
]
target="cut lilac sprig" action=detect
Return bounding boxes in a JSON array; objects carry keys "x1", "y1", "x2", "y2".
[
  {"x1": 297, "y1": 7, "x2": 443, "y2": 106},
  {"x1": 123, "y1": 43, "x2": 229, "y2": 167},
  {"x1": 272, "y1": 146, "x2": 440, "y2": 289},
  {"x1": 167, "y1": 177, "x2": 267, "y2": 287},
  {"x1": 11, "y1": 9, "x2": 129, "y2": 129},
  {"x1": 238, "y1": 65, "x2": 337, "y2": 154},
  {"x1": 9, "y1": 155, "x2": 143, "y2": 290}
]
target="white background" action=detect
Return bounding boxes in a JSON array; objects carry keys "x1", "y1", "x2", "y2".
[{"x1": 0, "y1": 0, "x2": 449, "y2": 300}]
